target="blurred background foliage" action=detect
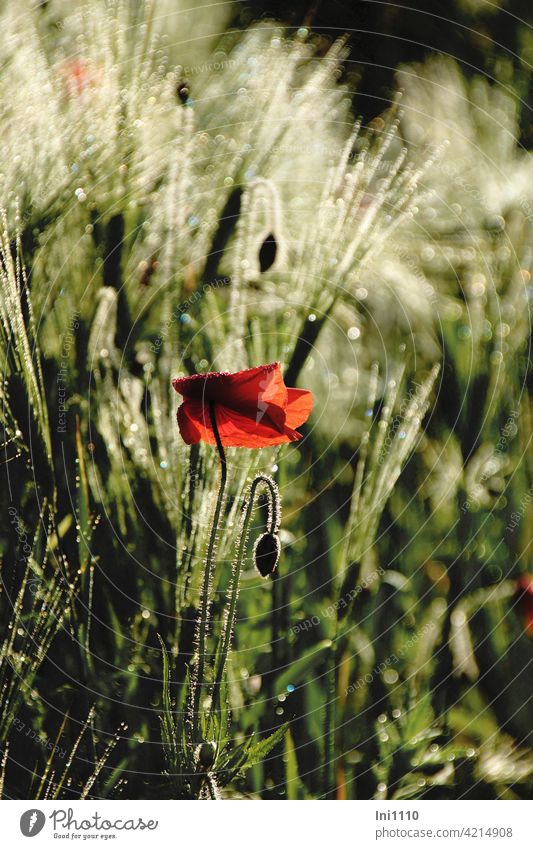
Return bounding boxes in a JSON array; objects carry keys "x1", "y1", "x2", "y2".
[
  {"x1": 239, "y1": 0, "x2": 533, "y2": 145},
  {"x1": 0, "y1": 0, "x2": 531, "y2": 800}
]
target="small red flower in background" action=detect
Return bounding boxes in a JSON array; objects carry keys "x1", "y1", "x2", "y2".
[
  {"x1": 172, "y1": 362, "x2": 313, "y2": 448},
  {"x1": 57, "y1": 59, "x2": 100, "y2": 98},
  {"x1": 517, "y1": 575, "x2": 533, "y2": 637}
]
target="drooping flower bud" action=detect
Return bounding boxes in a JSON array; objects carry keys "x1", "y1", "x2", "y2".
[
  {"x1": 176, "y1": 80, "x2": 190, "y2": 104},
  {"x1": 196, "y1": 740, "x2": 217, "y2": 769},
  {"x1": 254, "y1": 531, "x2": 281, "y2": 577},
  {"x1": 258, "y1": 233, "x2": 277, "y2": 272}
]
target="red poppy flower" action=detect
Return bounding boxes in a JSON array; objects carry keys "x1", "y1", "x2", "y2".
[
  {"x1": 172, "y1": 362, "x2": 313, "y2": 448},
  {"x1": 517, "y1": 575, "x2": 533, "y2": 637},
  {"x1": 57, "y1": 59, "x2": 100, "y2": 98}
]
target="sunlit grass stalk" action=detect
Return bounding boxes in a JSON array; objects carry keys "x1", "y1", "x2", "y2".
[
  {"x1": 0, "y1": 744, "x2": 8, "y2": 798},
  {"x1": 36, "y1": 712, "x2": 70, "y2": 799},
  {"x1": 0, "y1": 215, "x2": 52, "y2": 464},
  {"x1": 0, "y1": 507, "x2": 71, "y2": 745},
  {"x1": 80, "y1": 721, "x2": 127, "y2": 800},
  {"x1": 324, "y1": 363, "x2": 439, "y2": 796}
]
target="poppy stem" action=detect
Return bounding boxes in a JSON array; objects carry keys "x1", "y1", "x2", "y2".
[
  {"x1": 192, "y1": 402, "x2": 227, "y2": 741},
  {"x1": 210, "y1": 474, "x2": 279, "y2": 722}
]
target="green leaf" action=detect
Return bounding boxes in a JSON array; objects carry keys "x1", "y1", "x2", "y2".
[
  {"x1": 274, "y1": 640, "x2": 333, "y2": 694},
  {"x1": 285, "y1": 729, "x2": 310, "y2": 800},
  {"x1": 244, "y1": 723, "x2": 288, "y2": 766}
]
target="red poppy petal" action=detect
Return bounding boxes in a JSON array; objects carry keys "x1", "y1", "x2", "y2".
[
  {"x1": 172, "y1": 363, "x2": 287, "y2": 426},
  {"x1": 285, "y1": 388, "x2": 314, "y2": 429},
  {"x1": 177, "y1": 400, "x2": 302, "y2": 447},
  {"x1": 177, "y1": 402, "x2": 208, "y2": 445},
  {"x1": 172, "y1": 374, "x2": 209, "y2": 398},
  {"x1": 214, "y1": 404, "x2": 302, "y2": 447},
  {"x1": 173, "y1": 364, "x2": 313, "y2": 448},
  {"x1": 225, "y1": 362, "x2": 287, "y2": 412}
]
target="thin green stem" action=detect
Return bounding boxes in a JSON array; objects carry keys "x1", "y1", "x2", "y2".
[
  {"x1": 211, "y1": 475, "x2": 279, "y2": 720},
  {"x1": 192, "y1": 402, "x2": 227, "y2": 741},
  {"x1": 179, "y1": 443, "x2": 200, "y2": 614}
]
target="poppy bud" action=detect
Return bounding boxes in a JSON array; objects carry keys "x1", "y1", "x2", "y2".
[
  {"x1": 258, "y1": 233, "x2": 277, "y2": 272},
  {"x1": 254, "y1": 531, "x2": 281, "y2": 577},
  {"x1": 196, "y1": 740, "x2": 217, "y2": 769},
  {"x1": 176, "y1": 80, "x2": 190, "y2": 104}
]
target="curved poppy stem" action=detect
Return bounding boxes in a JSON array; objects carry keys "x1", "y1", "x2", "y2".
[
  {"x1": 192, "y1": 401, "x2": 227, "y2": 741},
  {"x1": 210, "y1": 475, "x2": 279, "y2": 722}
]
